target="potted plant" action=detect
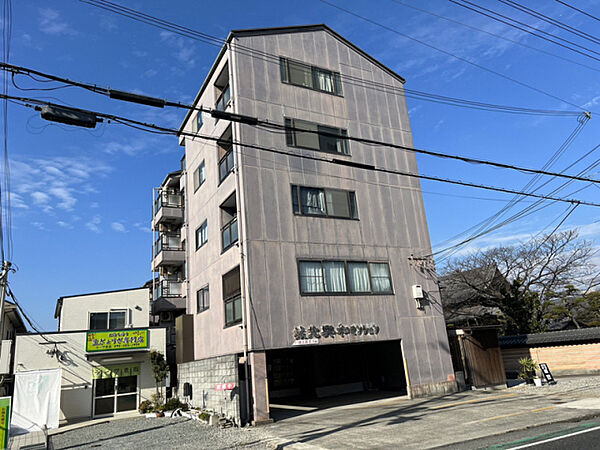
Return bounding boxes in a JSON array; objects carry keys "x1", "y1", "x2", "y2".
[{"x1": 518, "y1": 357, "x2": 537, "y2": 384}]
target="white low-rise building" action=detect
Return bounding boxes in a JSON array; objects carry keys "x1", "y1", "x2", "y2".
[{"x1": 14, "y1": 287, "x2": 166, "y2": 423}]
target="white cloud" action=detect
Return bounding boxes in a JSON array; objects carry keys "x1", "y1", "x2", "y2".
[
  {"x1": 31, "y1": 191, "x2": 50, "y2": 205},
  {"x1": 57, "y1": 221, "x2": 72, "y2": 229},
  {"x1": 111, "y1": 222, "x2": 126, "y2": 233},
  {"x1": 38, "y1": 8, "x2": 77, "y2": 36},
  {"x1": 133, "y1": 222, "x2": 152, "y2": 234},
  {"x1": 159, "y1": 31, "x2": 196, "y2": 69},
  {"x1": 86, "y1": 216, "x2": 101, "y2": 233}
]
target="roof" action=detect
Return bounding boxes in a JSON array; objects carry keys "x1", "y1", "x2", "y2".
[
  {"x1": 159, "y1": 170, "x2": 182, "y2": 189},
  {"x1": 178, "y1": 24, "x2": 407, "y2": 134},
  {"x1": 500, "y1": 327, "x2": 600, "y2": 347},
  {"x1": 54, "y1": 287, "x2": 148, "y2": 319},
  {"x1": 4, "y1": 301, "x2": 27, "y2": 333}
]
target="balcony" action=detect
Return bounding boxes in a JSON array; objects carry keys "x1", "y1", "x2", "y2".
[
  {"x1": 152, "y1": 233, "x2": 184, "y2": 268},
  {"x1": 153, "y1": 191, "x2": 183, "y2": 226},
  {"x1": 152, "y1": 280, "x2": 186, "y2": 314},
  {"x1": 219, "y1": 149, "x2": 234, "y2": 184},
  {"x1": 222, "y1": 217, "x2": 238, "y2": 252}
]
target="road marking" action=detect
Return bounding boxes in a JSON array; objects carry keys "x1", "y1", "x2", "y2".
[
  {"x1": 507, "y1": 424, "x2": 600, "y2": 449},
  {"x1": 467, "y1": 406, "x2": 555, "y2": 425},
  {"x1": 488, "y1": 421, "x2": 599, "y2": 449},
  {"x1": 269, "y1": 404, "x2": 318, "y2": 411},
  {"x1": 430, "y1": 393, "x2": 517, "y2": 410}
]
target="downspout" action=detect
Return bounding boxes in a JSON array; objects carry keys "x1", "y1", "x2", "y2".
[{"x1": 228, "y1": 39, "x2": 252, "y2": 424}]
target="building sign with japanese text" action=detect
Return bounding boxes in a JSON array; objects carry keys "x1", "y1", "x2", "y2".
[
  {"x1": 0, "y1": 397, "x2": 10, "y2": 449},
  {"x1": 86, "y1": 329, "x2": 149, "y2": 353},
  {"x1": 215, "y1": 383, "x2": 235, "y2": 391},
  {"x1": 293, "y1": 323, "x2": 380, "y2": 342}
]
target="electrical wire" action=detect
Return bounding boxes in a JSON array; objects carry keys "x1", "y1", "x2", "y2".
[
  {"x1": 6, "y1": 93, "x2": 600, "y2": 209},
  {"x1": 79, "y1": 0, "x2": 592, "y2": 114},
  {"x1": 556, "y1": 0, "x2": 600, "y2": 23},
  {"x1": 0, "y1": 0, "x2": 12, "y2": 263},
  {"x1": 389, "y1": 0, "x2": 600, "y2": 74},
  {"x1": 7, "y1": 287, "x2": 51, "y2": 340},
  {"x1": 450, "y1": 0, "x2": 600, "y2": 62},
  {"x1": 498, "y1": 0, "x2": 600, "y2": 45}
]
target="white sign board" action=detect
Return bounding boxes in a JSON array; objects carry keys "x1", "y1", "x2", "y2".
[{"x1": 12, "y1": 368, "x2": 62, "y2": 434}]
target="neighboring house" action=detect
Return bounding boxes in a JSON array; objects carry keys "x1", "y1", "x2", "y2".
[
  {"x1": 439, "y1": 266, "x2": 509, "y2": 328},
  {"x1": 500, "y1": 327, "x2": 600, "y2": 378},
  {"x1": 0, "y1": 301, "x2": 27, "y2": 396},
  {"x1": 14, "y1": 288, "x2": 166, "y2": 423},
  {"x1": 154, "y1": 24, "x2": 457, "y2": 425}
]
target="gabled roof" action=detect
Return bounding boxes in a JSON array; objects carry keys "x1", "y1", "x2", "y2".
[
  {"x1": 178, "y1": 24, "x2": 406, "y2": 135},
  {"x1": 500, "y1": 327, "x2": 600, "y2": 347}
]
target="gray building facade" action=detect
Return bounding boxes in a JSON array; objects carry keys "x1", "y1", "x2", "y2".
[{"x1": 162, "y1": 24, "x2": 456, "y2": 425}]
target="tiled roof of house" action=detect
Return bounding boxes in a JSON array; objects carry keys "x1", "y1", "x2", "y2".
[{"x1": 499, "y1": 327, "x2": 600, "y2": 347}]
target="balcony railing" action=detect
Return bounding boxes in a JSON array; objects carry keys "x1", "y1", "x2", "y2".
[
  {"x1": 154, "y1": 280, "x2": 183, "y2": 299},
  {"x1": 154, "y1": 191, "x2": 183, "y2": 216},
  {"x1": 221, "y1": 217, "x2": 238, "y2": 252},
  {"x1": 215, "y1": 85, "x2": 230, "y2": 112},
  {"x1": 154, "y1": 233, "x2": 183, "y2": 257},
  {"x1": 218, "y1": 149, "x2": 234, "y2": 183}
]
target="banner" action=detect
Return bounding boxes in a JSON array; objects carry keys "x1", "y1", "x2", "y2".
[
  {"x1": 0, "y1": 397, "x2": 10, "y2": 449},
  {"x1": 12, "y1": 369, "x2": 61, "y2": 434},
  {"x1": 86, "y1": 329, "x2": 149, "y2": 353},
  {"x1": 92, "y1": 364, "x2": 140, "y2": 379}
]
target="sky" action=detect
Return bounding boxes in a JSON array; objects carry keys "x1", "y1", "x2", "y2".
[{"x1": 5, "y1": 0, "x2": 600, "y2": 330}]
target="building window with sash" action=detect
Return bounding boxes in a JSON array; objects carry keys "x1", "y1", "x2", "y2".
[
  {"x1": 291, "y1": 185, "x2": 358, "y2": 219},
  {"x1": 223, "y1": 266, "x2": 242, "y2": 327},
  {"x1": 285, "y1": 118, "x2": 349, "y2": 155},
  {"x1": 280, "y1": 57, "x2": 342, "y2": 96},
  {"x1": 196, "y1": 285, "x2": 209, "y2": 313}
]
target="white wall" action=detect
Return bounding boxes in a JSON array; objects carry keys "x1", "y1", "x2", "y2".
[
  {"x1": 59, "y1": 288, "x2": 149, "y2": 332},
  {"x1": 14, "y1": 328, "x2": 166, "y2": 422}
]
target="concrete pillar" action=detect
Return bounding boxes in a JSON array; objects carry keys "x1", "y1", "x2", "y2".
[{"x1": 250, "y1": 351, "x2": 271, "y2": 425}]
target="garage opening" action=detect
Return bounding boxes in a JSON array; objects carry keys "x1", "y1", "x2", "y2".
[{"x1": 267, "y1": 340, "x2": 406, "y2": 415}]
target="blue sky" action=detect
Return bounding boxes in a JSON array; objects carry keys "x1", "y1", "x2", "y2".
[{"x1": 7, "y1": 0, "x2": 600, "y2": 329}]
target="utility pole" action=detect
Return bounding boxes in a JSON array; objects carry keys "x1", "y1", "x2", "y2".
[{"x1": 0, "y1": 261, "x2": 13, "y2": 340}]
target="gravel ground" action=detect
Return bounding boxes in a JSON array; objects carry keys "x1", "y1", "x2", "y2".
[
  {"x1": 49, "y1": 416, "x2": 278, "y2": 450},
  {"x1": 509, "y1": 374, "x2": 600, "y2": 396}
]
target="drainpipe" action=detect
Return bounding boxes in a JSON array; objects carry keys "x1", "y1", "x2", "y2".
[{"x1": 228, "y1": 39, "x2": 252, "y2": 425}]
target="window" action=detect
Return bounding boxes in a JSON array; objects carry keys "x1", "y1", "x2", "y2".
[
  {"x1": 291, "y1": 185, "x2": 358, "y2": 219},
  {"x1": 195, "y1": 220, "x2": 207, "y2": 250},
  {"x1": 285, "y1": 118, "x2": 349, "y2": 155},
  {"x1": 214, "y1": 64, "x2": 230, "y2": 112},
  {"x1": 89, "y1": 310, "x2": 128, "y2": 330},
  {"x1": 218, "y1": 126, "x2": 234, "y2": 184},
  {"x1": 280, "y1": 57, "x2": 342, "y2": 96},
  {"x1": 223, "y1": 266, "x2": 242, "y2": 327},
  {"x1": 191, "y1": 111, "x2": 203, "y2": 133},
  {"x1": 193, "y1": 161, "x2": 206, "y2": 192},
  {"x1": 298, "y1": 261, "x2": 393, "y2": 295},
  {"x1": 220, "y1": 192, "x2": 238, "y2": 252},
  {"x1": 196, "y1": 285, "x2": 209, "y2": 313}
]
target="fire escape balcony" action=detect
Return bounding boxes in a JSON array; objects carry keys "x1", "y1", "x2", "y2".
[
  {"x1": 152, "y1": 233, "x2": 185, "y2": 269},
  {"x1": 152, "y1": 280, "x2": 186, "y2": 314},
  {"x1": 153, "y1": 191, "x2": 183, "y2": 227}
]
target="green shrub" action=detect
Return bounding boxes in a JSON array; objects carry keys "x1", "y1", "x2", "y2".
[
  {"x1": 199, "y1": 411, "x2": 210, "y2": 422},
  {"x1": 139, "y1": 400, "x2": 153, "y2": 414},
  {"x1": 164, "y1": 397, "x2": 183, "y2": 411},
  {"x1": 518, "y1": 357, "x2": 537, "y2": 381}
]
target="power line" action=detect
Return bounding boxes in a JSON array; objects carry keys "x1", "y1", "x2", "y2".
[
  {"x1": 449, "y1": 0, "x2": 600, "y2": 62},
  {"x1": 556, "y1": 0, "x2": 600, "y2": 23},
  {"x1": 2, "y1": 64, "x2": 595, "y2": 185},
  {"x1": 389, "y1": 0, "x2": 600, "y2": 74},
  {"x1": 499, "y1": 0, "x2": 600, "y2": 45},
  {"x1": 7, "y1": 94, "x2": 600, "y2": 208},
  {"x1": 79, "y1": 0, "x2": 591, "y2": 113},
  {"x1": 319, "y1": 0, "x2": 589, "y2": 111}
]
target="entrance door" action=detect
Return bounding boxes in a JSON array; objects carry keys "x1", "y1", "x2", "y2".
[{"x1": 93, "y1": 375, "x2": 138, "y2": 417}]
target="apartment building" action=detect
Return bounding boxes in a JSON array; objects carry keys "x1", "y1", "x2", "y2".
[{"x1": 157, "y1": 24, "x2": 456, "y2": 425}]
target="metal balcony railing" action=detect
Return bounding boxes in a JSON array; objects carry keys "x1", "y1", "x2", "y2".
[
  {"x1": 153, "y1": 191, "x2": 183, "y2": 216},
  {"x1": 154, "y1": 280, "x2": 183, "y2": 299},
  {"x1": 154, "y1": 233, "x2": 183, "y2": 257}
]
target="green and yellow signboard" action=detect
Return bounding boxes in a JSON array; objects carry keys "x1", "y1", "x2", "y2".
[
  {"x1": 86, "y1": 329, "x2": 149, "y2": 353},
  {"x1": 0, "y1": 396, "x2": 10, "y2": 450},
  {"x1": 92, "y1": 363, "x2": 140, "y2": 379}
]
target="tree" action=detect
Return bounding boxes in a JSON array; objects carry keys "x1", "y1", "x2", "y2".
[
  {"x1": 150, "y1": 350, "x2": 169, "y2": 402},
  {"x1": 441, "y1": 229, "x2": 599, "y2": 335}
]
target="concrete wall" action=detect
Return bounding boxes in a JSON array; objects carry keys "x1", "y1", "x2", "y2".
[
  {"x1": 59, "y1": 288, "x2": 150, "y2": 331},
  {"x1": 14, "y1": 328, "x2": 165, "y2": 422},
  {"x1": 232, "y1": 29, "x2": 455, "y2": 391},
  {"x1": 177, "y1": 354, "x2": 240, "y2": 424},
  {"x1": 503, "y1": 343, "x2": 600, "y2": 376}
]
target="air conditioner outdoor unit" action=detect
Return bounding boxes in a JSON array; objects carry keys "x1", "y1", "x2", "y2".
[
  {"x1": 160, "y1": 311, "x2": 174, "y2": 322},
  {"x1": 412, "y1": 284, "x2": 424, "y2": 299}
]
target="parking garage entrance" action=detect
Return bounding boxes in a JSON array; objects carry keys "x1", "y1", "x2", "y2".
[{"x1": 266, "y1": 340, "x2": 406, "y2": 413}]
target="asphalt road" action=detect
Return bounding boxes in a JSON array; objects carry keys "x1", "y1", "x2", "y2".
[{"x1": 437, "y1": 417, "x2": 600, "y2": 449}]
